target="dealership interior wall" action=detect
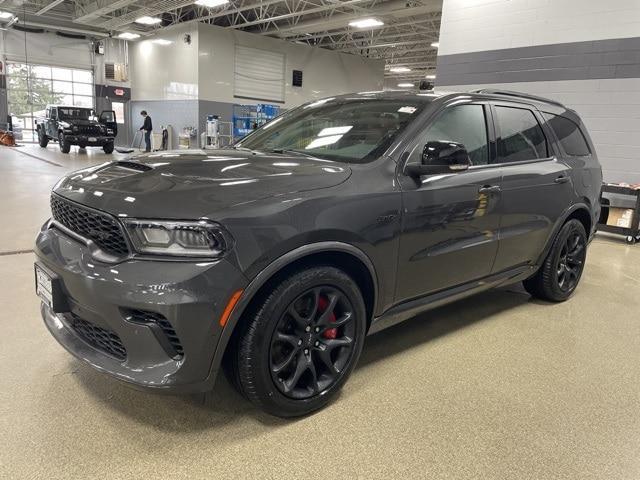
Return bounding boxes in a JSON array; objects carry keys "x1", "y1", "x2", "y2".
[{"x1": 1, "y1": 0, "x2": 640, "y2": 479}]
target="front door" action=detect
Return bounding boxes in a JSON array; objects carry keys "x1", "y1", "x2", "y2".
[
  {"x1": 99, "y1": 110, "x2": 118, "y2": 137},
  {"x1": 489, "y1": 103, "x2": 574, "y2": 272},
  {"x1": 395, "y1": 102, "x2": 503, "y2": 302}
]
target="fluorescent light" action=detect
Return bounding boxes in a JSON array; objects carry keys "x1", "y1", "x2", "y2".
[
  {"x1": 397, "y1": 83, "x2": 414, "y2": 88},
  {"x1": 118, "y1": 32, "x2": 141, "y2": 40},
  {"x1": 195, "y1": 0, "x2": 230, "y2": 7},
  {"x1": 389, "y1": 67, "x2": 411, "y2": 73},
  {"x1": 0, "y1": 11, "x2": 14, "y2": 19},
  {"x1": 135, "y1": 16, "x2": 162, "y2": 25},
  {"x1": 349, "y1": 18, "x2": 384, "y2": 28},
  {"x1": 425, "y1": 74, "x2": 436, "y2": 79},
  {"x1": 431, "y1": 42, "x2": 440, "y2": 48},
  {"x1": 152, "y1": 39, "x2": 173, "y2": 45}
]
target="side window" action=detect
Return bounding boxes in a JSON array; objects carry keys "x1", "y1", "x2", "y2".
[
  {"x1": 51, "y1": 108, "x2": 57, "y2": 120},
  {"x1": 543, "y1": 113, "x2": 591, "y2": 156},
  {"x1": 410, "y1": 104, "x2": 489, "y2": 166},
  {"x1": 494, "y1": 106, "x2": 547, "y2": 163}
]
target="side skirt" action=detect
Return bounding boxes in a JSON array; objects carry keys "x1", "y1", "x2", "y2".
[{"x1": 368, "y1": 265, "x2": 535, "y2": 335}]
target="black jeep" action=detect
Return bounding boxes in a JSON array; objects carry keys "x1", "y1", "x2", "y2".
[{"x1": 36, "y1": 106, "x2": 117, "y2": 154}]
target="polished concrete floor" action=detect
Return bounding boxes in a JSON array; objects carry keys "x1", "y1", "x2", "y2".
[{"x1": 1, "y1": 144, "x2": 640, "y2": 479}]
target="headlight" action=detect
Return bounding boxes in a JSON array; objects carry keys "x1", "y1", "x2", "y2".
[
  {"x1": 106, "y1": 128, "x2": 114, "y2": 135},
  {"x1": 72, "y1": 126, "x2": 78, "y2": 133},
  {"x1": 123, "y1": 219, "x2": 232, "y2": 257}
]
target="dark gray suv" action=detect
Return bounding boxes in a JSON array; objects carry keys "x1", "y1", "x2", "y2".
[{"x1": 35, "y1": 90, "x2": 602, "y2": 417}]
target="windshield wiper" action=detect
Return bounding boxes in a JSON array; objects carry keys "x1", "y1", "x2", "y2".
[{"x1": 269, "y1": 148, "x2": 315, "y2": 157}]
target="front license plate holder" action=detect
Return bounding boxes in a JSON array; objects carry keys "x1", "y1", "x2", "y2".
[
  {"x1": 88, "y1": 137, "x2": 97, "y2": 142},
  {"x1": 34, "y1": 263, "x2": 69, "y2": 313}
]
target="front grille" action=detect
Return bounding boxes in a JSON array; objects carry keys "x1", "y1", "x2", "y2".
[
  {"x1": 50, "y1": 195, "x2": 129, "y2": 257},
  {"x1": 67, "y1": 313, "x2": 127, "y2": 361},
  {"x1": 123, "y1": 309, "x2": 184, "y2": 358},
  {"x1": 77, "y1": 125, "x2": 103, "y2": 135}
]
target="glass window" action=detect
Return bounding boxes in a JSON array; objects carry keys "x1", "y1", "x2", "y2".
[
  {"x1": 53, "y1": 80, "x2": 74, "y2": 94},
  {"x1": 237, "y1": 99, "x2": 427, "y2": 163},
  {"x1": 410, "y1": 104, "x2": 489, "y2": 166},
  {"x1": 51, "y1": 67, "x2": 73, "y2": 81},
  {"x1": 30, "y1": 65, "x2": 52, "y2": 80},
  {"x1": 543, "y1": 113, "x2": 590, "y2": 156},
  {"x1": 495, "y1": 106, "x2": 547, "y2": 163},
  {"x1": 73, "y1": 69, "x2": 93, "y2": 83},
  {"x1": 73, "y1": 82, "x2": 93, "y2": 96}
]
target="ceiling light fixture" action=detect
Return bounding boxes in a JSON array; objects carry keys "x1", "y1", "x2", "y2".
[
  {"x1": 349, "y1": 18, "x2": 384, "y2": 28},
  {"x1": 431, "y1": 42, "x2": 440, "y2": 48},
  {"x1": 398, "y1": 83, "x2": 414, "y2": 88},
  {"x1": 195, "y1": 0, "x2": 230, "y2": 7},
  {"x1": 152, "y1": 39, "x2": 173, "y2": 45},
  {"x1": 118, "y1": 32, "x2": 141, "y2": 40},
  {"x1": 0, "y1": 11, "x2": 14, "y2": 19},
  {"x1": 425, "y1": 74, "x2": 436, "y2": 79},
  {"x1": 135, "y1": 16, "x2": 162, "y2": 25},
  {"x1": 389, "y1": 67, "x2": 411, "y2": 73}
]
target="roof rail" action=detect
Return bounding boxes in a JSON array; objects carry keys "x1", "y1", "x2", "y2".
[{"x1": 471, "y1": 89, "x2": 565, "y2": 108}]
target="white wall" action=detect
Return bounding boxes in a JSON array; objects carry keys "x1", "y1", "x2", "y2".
[
  {"x1": 129, "y1": 23, "x2": 199, "y2": 101},
  {"x1": 439, "y1": 0, "x2": 640, "y2": 56},
  {"x1": 129, "y1": 22, "x2": 384, "y2": 106},
  {"x1": 437, "y1": 0, "x2": 640, "y2": 184},
  {"x1": 197, "y1": 23, "x2": 385, "y2": 108}
]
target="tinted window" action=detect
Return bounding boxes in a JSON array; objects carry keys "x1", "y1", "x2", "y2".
[
  {"x1": 543, "y1": 113, "x2": 591, "y2": 156},
  {"x1": 412, "y1": 104, "x2": 489, "y2": 166},
  {"x1": 238, "y1": 99, "x2": 426, "y2": 163},
  {"x1": 495, "y1": 106, "x2": 547, "y2": 163}
]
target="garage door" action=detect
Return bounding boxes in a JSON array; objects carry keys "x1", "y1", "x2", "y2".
[
  {"x1": 6, "y1": 62, "x2": 94, "y2": 142},
  {"x1": 234, "y1": 46, "x2": 285, "y2": 103}
]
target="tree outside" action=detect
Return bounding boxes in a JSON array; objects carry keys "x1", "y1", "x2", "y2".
[{"x1": 7, "y1": 64, "x2": 64, "y2": 116}]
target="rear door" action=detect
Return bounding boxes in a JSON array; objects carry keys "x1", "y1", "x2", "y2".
[
  {"x1": 395, "y1": 100, "x2": 503, "y2": 301},
  {"x1": 99, "y1": 110, "x2": 118, "y2": 136},
  {"x1": 490, "y1": 102, "x2": 574, "y2": 272}
]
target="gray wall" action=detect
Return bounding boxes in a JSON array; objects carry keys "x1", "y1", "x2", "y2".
[
  {"x1": 128, "y1": 99, "x2": 198, "y2": 149},
  {"x1": 436, "y1": 0, "x2": 640, "y2": 184}
]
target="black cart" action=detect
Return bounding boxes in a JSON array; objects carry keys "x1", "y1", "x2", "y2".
[{"x1": 597, "y1": 183, "x2": 640, "y2": 244}]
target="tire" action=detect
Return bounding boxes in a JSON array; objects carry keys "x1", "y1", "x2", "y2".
[
  {"x1": 523, "y1": 219, "x2": 587, "y2": 302},
  {"x1": 103, "y1": 142, "x2": 114, "y2": 154},
  {"x1": 229, "y1": 266, "x2": 366, "y2": 417},
  {"x1": 58, "y1": 133, "x2": 71, "y2": 154},
  {"x1": 38, "y1": 128, "x2": 49, "y2": 148}
]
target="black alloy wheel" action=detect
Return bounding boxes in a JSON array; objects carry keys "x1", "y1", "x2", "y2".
[
  {"x1": 228, "y1": 266, "x2": 366, "y2": 417},
  {"x1": 556, "y1": 231, "x2": 586, "y2": 293},
  {"x1": 269, "y1": 286, "x2": 356, "y2": 399},
  {"x1": 523, "y1": 219, "x2": 587, "y2": 302}
]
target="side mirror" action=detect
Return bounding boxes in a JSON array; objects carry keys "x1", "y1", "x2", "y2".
[{"x1": 405, "y1": 140, "x2": 471, "y2": 177}]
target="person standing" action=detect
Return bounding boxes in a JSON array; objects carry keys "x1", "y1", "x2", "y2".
[{"x1": 139, "y1": 110, "x2": 153, "y2": 152}]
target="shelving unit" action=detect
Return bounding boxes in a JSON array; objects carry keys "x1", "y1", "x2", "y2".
[{"x1": 597, "y1": 183, "x2": 640, "y2": 244}]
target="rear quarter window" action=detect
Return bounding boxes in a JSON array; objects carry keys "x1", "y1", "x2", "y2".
[{"x1": 543, "y1": 113, "x2": 591, "y2": 156}]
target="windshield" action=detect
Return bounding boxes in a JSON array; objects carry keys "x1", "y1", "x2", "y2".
[
  {"x1": 236, "y1": 98, "x2": 426, "y2": 163},
  {"x1": 58, "y1": 108, "x2": 94, "y2": 121}
]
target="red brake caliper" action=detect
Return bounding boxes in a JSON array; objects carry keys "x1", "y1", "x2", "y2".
[{"x1": 317, "y1": 296, "x2": 338, "y2": 339}]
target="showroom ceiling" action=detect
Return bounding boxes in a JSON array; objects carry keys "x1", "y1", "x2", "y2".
[{"x1": 0, "y1": 0, "x2": 441, "y2": 83}]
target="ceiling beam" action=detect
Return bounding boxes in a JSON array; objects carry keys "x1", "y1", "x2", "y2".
[
  {"x1": 74, "y1": 0, "x2": 139, "y2": 23},
  {"x1": 36, "y1": 0, "x2": 66, "y2": 16}
]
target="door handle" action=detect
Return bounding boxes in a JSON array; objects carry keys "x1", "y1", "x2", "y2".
[
  {"x1": 479, "y1": 185, "x2": 501, "y2": 194},
  {"x1": 554, "y1": 175, "x2": 570, "y2": 184}
]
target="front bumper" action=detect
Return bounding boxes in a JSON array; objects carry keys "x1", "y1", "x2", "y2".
[
  {"x1": 35, "y1": 224, "x2": 247, "y2": 393},
  {"x1": 63, "y1": 135, "x2": 113, "y2": 147}
]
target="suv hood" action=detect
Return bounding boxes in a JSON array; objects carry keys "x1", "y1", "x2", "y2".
[{"x1": 54, "y1": 149, "x2": 352, "y2": 218}]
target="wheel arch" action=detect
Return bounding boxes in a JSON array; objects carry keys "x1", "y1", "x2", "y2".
[
  {"x1": 536, "y1": 202, "x2": 593, "y2": 266},
  {"x1": 210, "y1": 242, "x2": 379, "y2": 377}
]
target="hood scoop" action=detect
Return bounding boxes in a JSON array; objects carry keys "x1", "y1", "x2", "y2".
[{"x1": 90, "y1": 161, "x2": 153, "y2": 184}]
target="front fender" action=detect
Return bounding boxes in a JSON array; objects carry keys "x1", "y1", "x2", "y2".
[{"x1": 206, "y1": 241, "x2": 379, "y2": 384}]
